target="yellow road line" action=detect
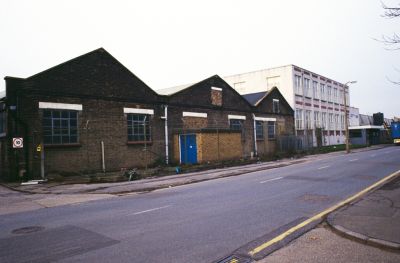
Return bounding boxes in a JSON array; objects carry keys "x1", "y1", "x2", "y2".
[{"x1": 248, "y1": 169, "x2": 400, "y2": 256}]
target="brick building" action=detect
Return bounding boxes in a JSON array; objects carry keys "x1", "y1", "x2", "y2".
[{"x1": 0, "y1": 48, "x2": 294, "y2": 181}]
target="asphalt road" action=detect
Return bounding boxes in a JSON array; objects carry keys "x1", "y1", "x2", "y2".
[{"x1": 1, "y1": 146, "x2": 400, "y2": 263}]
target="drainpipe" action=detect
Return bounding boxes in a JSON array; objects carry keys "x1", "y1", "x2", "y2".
[
  {"x1": 101, "y1": 141, "x2": 105, "y2": 173},
  {"x1": 163, "y1": 105, "x2": 169, "y2": 165},
  {"x1": 252, "y1": 113, "x2": 258, "y2": 157}
]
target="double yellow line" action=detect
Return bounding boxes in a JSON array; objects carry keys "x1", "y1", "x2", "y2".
[{"x1": 249, "y1": 169, "x2": 400, "y2": 256}]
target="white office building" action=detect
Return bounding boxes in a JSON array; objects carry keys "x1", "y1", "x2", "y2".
[{"x1": 223, "y1": 65, "x2": 351, "y2": 146}]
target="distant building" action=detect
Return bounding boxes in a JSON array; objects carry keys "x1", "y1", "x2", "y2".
[
  {"x1": 223, "y1": 65, "x2": 353, "y2": 147},
  {"x1": 348, "y1": 107, "x2": 360, "y2": 127},
  {"x1": 349, "y1": 112, "x2": 392, "y2": 146}
]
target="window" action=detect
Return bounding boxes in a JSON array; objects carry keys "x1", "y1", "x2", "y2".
[
  {"x1": 333, "y1": 88, "x2": 338, "y2": 103},
  {"x1": 314, "y1": 111, "x2": 320, "y2": 128},
  {"x1": 313, "y1": 81, "x2": 319, "y2": 99},
  {"x1": 267, "y1": 121, "x2": 275, "y2": 139},
  {"x1": 320, "y1": 84, "x2": 326, "y2": 101},
  {"x1": 335, "y1": 114, "x2": 339, "y2": 130},
  {"x1": 321, "y1": 112, "x2": 327, "y2": 129},
  {"x1": 305, "y1": 110, "x2": 312, "y2": 129},
  {"x1": 339, "y1": 90, "x2": 344, "y2": 104},
  {"x1": 304, "y1": 78, "x2": 311, "y2": 97},
  {"x1": 341, "y1": 115, "x2": 345, "y2": 130},
  {"x1": 327, "y1": 86, "x2": 332, "y2": 102},
  {"x1": 294, "y1": 75, "x2": 302, "y2": 95},
  {"x1": 127, "y1": 114, "x2": 151, "y2": 142},
  {"x1": 230, "y1": 119, "x2": 243, "y2": 131},
  {"x1": 350, "y1": 130, "x2": 362, "y2": 138},
  {"x1": 256, "y1": 121, "x2": 264, "y2": 140},
  {"x1": 43, "y1": 110, "x2": 78, "y2": 145},
  {"x1": 273, "y1": 99, "x2": 280, "y2": 113},
  {"x1": 295, "y1": 109, "x2": 303, "y2": 130},
  {"x1": 328, "y1": 113, "x2": 334, "y2": 130}
]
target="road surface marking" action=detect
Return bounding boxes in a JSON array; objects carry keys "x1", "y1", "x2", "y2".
[
  {"x1": 349, "y1": 158, "x2": 358, "y2": 162},
  {"x1": 132, "y1": 205, "x2": 171, "y2": 215},
  {"x1": 317, "y1": 165, "x2": 330, "y2": 170},
  {"x1": 248, "y1": 169, "x2": 400, "y2": 257},
  {"x1": 260, "y1": 177, "x2": 283, "y2": 184}
]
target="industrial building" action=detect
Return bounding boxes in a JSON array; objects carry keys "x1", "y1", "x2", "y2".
[
  {"x1": 223, "y1": 65, "x2": 353, "y2": 147},
  {"x1": 0, "y1": 48, "x2": 294, "y2": 181}
]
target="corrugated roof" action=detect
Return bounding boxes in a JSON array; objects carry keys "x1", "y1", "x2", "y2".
[
  {"x1": 359, "y1": 114, "x2": 373, "y2": 125},
  {"x1": 156, "y1": 83, "x2": 192, "y2": 95},
  {"x1": 242, "y1": 91, "x2": 267, "y2": 106}
]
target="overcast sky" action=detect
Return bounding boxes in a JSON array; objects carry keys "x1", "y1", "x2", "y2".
[{"x1": 1, "y1": 0, "x2": 399, "y2": 118}]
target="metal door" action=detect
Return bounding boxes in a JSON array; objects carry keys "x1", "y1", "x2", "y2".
[{"x1": 180, "y1": 134, "x2": 197, "y2": 164}]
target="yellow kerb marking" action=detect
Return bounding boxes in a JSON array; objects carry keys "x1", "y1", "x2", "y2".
[{"x1": 249, "y1": 169, "x2": 400, "y2": 256}]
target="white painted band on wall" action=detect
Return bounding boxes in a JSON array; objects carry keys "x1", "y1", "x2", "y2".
[
  {"x1": 211, "y1": 87, "x2": 222, "y2": 91},
  {"x1": 254, "y1": 117, "x2": 276, "y2": 122},
  {"x1": 228, "y1": 115, "x2": 246, "y2": 120},
  {"x1": 182, "y1": 112, "x2": 207, "y2": 118},
  {"x1": 39, "y1": 102, "x2": 83, "y2": 111},
  {"x1": 123, "y1": 108, "x2": 154, "y2": 115}
]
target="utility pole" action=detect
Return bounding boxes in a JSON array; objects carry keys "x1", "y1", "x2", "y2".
[{"x1": 343, "y1": 81, "x2": 357, "y2": 154}]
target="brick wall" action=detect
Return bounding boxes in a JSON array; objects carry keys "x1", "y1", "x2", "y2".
[{"x1": 197, "y1": 131, "x2": 242, "y2": 162}]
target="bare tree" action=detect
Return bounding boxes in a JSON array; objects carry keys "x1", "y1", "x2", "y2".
[
  {"x1": 380, "y1": 2, "x2": 400, "y2": 84},
  {"x1": 380, "y1": 2, "x2": 400, "y2": 47}
]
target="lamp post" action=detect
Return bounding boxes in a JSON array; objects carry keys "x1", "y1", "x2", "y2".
[{"x1": 343, "y1": 81, "x2": 357, "y2": 154}]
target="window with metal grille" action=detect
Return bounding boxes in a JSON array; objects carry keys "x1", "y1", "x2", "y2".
[
  {"x1": 127, "y1": 114, "x2": 151, "y2": 142},
  {"x1": 267, "y1": 121, "x2": 275, "y2": 139},
  {"x1": 229, "y1": 119, "x2": 243, "y2": 131},
  {"x1": 256, "y1": 121, "x2": 264, "y2": 140},
  {"x1": 43, "y1": 110, "x2": 78, "y2": 145}
]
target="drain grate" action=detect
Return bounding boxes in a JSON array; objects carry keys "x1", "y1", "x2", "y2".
[
  {"x1": 217, "y1": 254, "x2": 252, "y2": 263},
  {"x1": 12, "y1": 226, "x2": 45, "y2": 235}
]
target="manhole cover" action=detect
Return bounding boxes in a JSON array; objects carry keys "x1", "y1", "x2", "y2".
[
  {"x1": 12, "y1": 226, "x2": 45, "y2": 235},
  {"x1": 353, "y1": 174, "x2": 375, "y2": 180},
  {"x1": 217, "y1": 254, "x2": 252, "y2": 263},
  {"x1": 298, "y1": 194, "x2": 330, "y2": 202}
]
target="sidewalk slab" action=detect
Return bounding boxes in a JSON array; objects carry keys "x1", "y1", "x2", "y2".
[
  {"x1": 258, "y1": 227, "x2": 400, "y2": 263},
  {"x1": 328, "y1": 175, "x2": 400, "y2": 249}
]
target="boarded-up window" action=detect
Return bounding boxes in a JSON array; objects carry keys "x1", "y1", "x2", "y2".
[{"x1": 211, "y1": 87, "x2": 222, "y2": 106}]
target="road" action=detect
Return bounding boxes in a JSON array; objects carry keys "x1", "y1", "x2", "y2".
[{"x1": 1, "y1": 146, "x2": 399, "y2": 263}]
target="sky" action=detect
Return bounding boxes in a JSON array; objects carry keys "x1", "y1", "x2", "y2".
[{"x1": 1, "y1": 0, "x2": 399, "y2": 118}]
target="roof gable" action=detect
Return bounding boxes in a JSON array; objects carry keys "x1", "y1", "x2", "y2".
[
  {"x1": 21, "y1": 48, "x2": 160, "y2": 102},
  {"x1": 168, "y1": 75, "x2": 253, "y2": 110},
  {"x1": 246, "y1": 87, "x2": 294, "y2": 114}
]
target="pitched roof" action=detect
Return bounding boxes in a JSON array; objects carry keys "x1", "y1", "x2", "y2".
[
  {"x1": 156, "y1": 83, "x2": 192, "y2": 95},
  {"x1": 242, "y1": 91, "x2": 266, "y2": 105}
]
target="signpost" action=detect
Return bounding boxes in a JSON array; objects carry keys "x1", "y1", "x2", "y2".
[{"x1": 12, "y1": 137, "x2": 23, "y2": 148}]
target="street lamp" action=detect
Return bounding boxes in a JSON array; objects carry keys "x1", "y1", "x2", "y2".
[{"x1": 343, "y1": 81, "x2": 357, "y2": 154}]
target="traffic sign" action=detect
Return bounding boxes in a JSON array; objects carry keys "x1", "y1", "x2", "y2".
[{"x1": 12, "y1": 137, "x2": 23, "y2": 148}]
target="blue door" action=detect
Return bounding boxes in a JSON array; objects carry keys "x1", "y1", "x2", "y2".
[{"x1": 180, "y1": 134, "x2": 197, "y2": 164}]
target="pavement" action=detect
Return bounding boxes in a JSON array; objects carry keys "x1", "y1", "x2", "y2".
[
  {"x1": 1, "y1": 145, "x2": 388, "y2": 196},
  {"x1": 3, "y1": 157, "x2": 310, "y2": 195},
  {"x1": 327, "y1": 173, "x2": 400, "y2": 250},
  {"x1": 259, "y1": 168, "x2": 400, "y2": 262}
]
